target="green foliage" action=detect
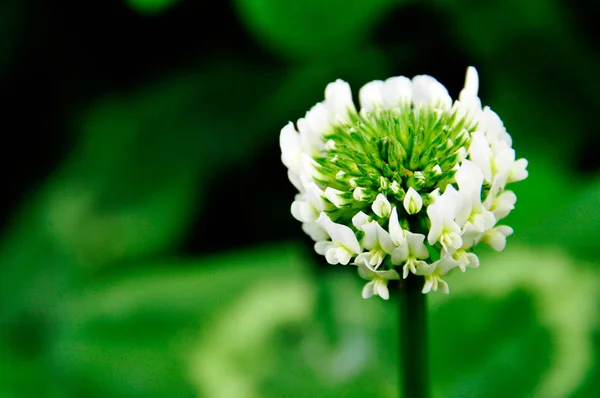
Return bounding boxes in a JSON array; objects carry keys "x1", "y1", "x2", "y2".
[
  {"x1": 126, "y1": 0, "x2": 180, "y2": 15},
  {"x1": 530, "y1": 176, "x2": 600, "y2": 261},
  {"x1": 232, "y1": 0, "x2": 397, "y2": 60},
  {"x1": 49, "y1": 244, "x2": 311, "y2": 398},
  {"x1": 6, "y1": 244, "x2": 595, "y2": 397}
]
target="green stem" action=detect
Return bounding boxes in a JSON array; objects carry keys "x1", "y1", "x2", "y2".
[{"x1": 399, "y1": 275, "x2": 429, "y2": 398}]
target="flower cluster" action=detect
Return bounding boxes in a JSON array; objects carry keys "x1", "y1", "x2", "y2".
[{"x1": 280, "y1": 67, "x2": 528, "y2": 299}]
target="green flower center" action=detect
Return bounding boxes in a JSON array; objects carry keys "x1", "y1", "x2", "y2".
[{"x1": 315, "y1": 104, "x2": 478, "y2": 220}]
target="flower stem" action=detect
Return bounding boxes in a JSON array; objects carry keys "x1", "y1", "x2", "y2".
[{"x1": 399, "y1": 276, "x2": 429, "y2": 398}]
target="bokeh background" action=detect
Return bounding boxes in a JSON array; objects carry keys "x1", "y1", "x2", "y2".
[{"x1": 1, "y1": 0, "x2": 599, "y2": 397}]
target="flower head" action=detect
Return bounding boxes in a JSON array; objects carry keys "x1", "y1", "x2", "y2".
[{"x1": 280, "y1": 67, "x2": 528, "y2": 298}]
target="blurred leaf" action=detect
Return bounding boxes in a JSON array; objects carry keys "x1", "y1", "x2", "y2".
[
  {"x1": 233, "y1": 0, "x2": 398, "y2": 60},
  {"x1": 48, "y1": 243, "x2": 312, "y2": 398},
  {"x1": 0, "y1": 48, "x2": 390, "y2": 278},
  {"x1": 126, "y1": 0, "x2": 179, "y2": 15},
  {"x1": 526, "y1": 175, "x2": 600, "y2": 261},
  {"x1": 488, "y1": 65, "x2": 591, "y2": 162},
  {"x1": 432, "y1": 245, "x2": 599, "y2": 397},
  {"x1": 504, "y1": 152, "x2": 583, "y2": 240},
  {"x1": 427, "y1": 0, "x2": 561, "y2": 60},
  {"x1": 0, "y1": 336, "x2": 64, "y2": 398},
  {"x1": 186, "y1": 244, "x2": 600, "y2": 398},
  {"x1": 431, "y1": 290, "x2": 551, "y2": 397},
  {"x1": 9, "y1": 242, "x2": 596, "y2": 397},
  {"x1": 0, "y1": 48, "x2": 392, "y2": 358},
  {"x1": 0, "y1": 59, "x2": 284, "y2": 320},
  {"x1": 46, "y1": 242, "x2": 399, "y2": 398},
  {"x1": 188, "y1": 265, "x2": 399, "y2": 398}
]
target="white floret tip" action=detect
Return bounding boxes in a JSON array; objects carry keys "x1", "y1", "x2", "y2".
[{"x1": 403, "y1": 187, "x2": 423, "y2": 215}]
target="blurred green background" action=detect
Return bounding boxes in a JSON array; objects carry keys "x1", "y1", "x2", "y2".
[{"x1": 1, "y1": 0, "x2": 599, "y2": 397}]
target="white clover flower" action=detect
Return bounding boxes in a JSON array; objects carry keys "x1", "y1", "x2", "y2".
[
  {"x1": 389, "y1": 207, "x2": 429, "y2": 278},
  {"x1": 280, "y1": 67, "x2": 528, "y2": 298},
  {"x1": 358, "y1": 262, "x2": 401, "y2": 300},
  {"x1": 314, "y1": 213, "x2": 361, "y2": 265},
  {"x1": 355, "y1": 220, "x2": 395, "y2": 268}
]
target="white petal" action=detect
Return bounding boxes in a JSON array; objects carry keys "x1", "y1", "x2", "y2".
[
  {"x1": 411, "y1": 75, "x2": 452, "y2": 109},
  {"x1": 287, "y1": 170, "x2": 304, "y2": 192},
  {"x1": 298, "y1": 103, "x2": 329, "y2": 154},
  {"x1": 415, "y1": 261, "x2": 439, "y2": 276},
  {"x1": 362, "y1": 281, "x2": 375, "y2": 299},
  {"x1": 360, "y1": 221, "x2": 379, "y2": 250},
  {"x1": 382, "y1": 76, "x2": 412, "y2": 108},
  {"x1": 376, "y1": 223, "x2": 396, "y2": 254},
  {"x1": 406, "y1": 231, "x2": 429, "y2": 259},
  {"x1": 354, "y1": 252, "x2": 371, "y2": 267},
  {"x1": 426, "y1": 185, "x2": 461, "y2": 246},
  {"x1": 403, "y1": 187, "x2": 423, "y2": 215},
  {"x1": 491, "y1": 190, "x2": 517, "y2": 220},
  {"x1": 375, "y1": 280, "x2": 390, "y2": 300},
  {"x1": 305, "y1": 181, "x2": 327, "y2": 212},
  {"x1": 403, "y1": 259, "x2": 427, "y2": 279},
  {"x1": 426, "y1": 205, "x2": 444, "y2": 246},
  {"x1": 336, "y1": 248, "x2": 353, "y2": 265},
  {"x1": 460, "y1": 222, "x2": 485, "y2": 249},
  {"x1": 439, "y1": 279, "x2": 450, "y2": 294},
  {"x1": 299, "y1": 153, "x2": 319, "y2": 185},
  {"x1": 508, "y1": 158, "x2": 528, "y2": 183},
  {"x1": 325, "y1": 248, "x2": 339, "y2": 264},
  {"x1": 457, "y1": 66, "x2": 482, "y2": 114},
  {"x1": 470, "y1": 207, "x2": 496, "y2": 232},
  {"x1": 468, "y1": 132, "x2": 492, "y2": 182},
  {"x1": 353, "y1": 187, "x2": 368, "y2": 201},
  {"x1": 291, "y1": 200, "x2": 318, "y2": 222},
  {"x1": 391, "y1": 245, "x2": 409, "y2": 265},
  {"x1": 318, "y1": 215, "x2": 361, "y2": 254},
  {"x1": 422, "y1": 278, "x2": 433, "y2": 294},
  {"x1": 325, "y1": 187, "x2": 348, "y2": 208},
  {"x1": 466, "y1": 252, "x2": 480, "y2": 269},
  {"x1": 304, "y1": 221, "x2": 328, "y2": 241},
  {"x1": 388, "y1": 207, "x2": 406, "y2": 246},
  {"x1": 315, "y1": 240, "x2": 332, "y2": 255},
  {"x1": 376, "y1": 268, "x2": 400, "y2": 280},
  {"x1": 359, "y1": 80, "x2": 385, "y2": 113},
  {"x1": 402, "y1": 263, "x2": 411, "y2": 279},
  {"x1": 483, "y1": 170, "x2": 509, "y2": 211},
  {"x1": 335, "y1": 229, "x2": 361, "y2": 255},
  {"x1": 357, "y1": 262, "x2": 375, "y2": 280},
  {"x1": 372, "y1": 193, "x2": 391, "y2": 218},
  {"x1": 279, "y1": 122, "x2": 302, "y2": 174},
  {"x1": 459, "y1": 66, "x2": 479, "y2": 100},
  {"x1": 352, "y1": 211, "x2": 371, "y2": 230},
  {"x1": 451, "y1": 249, "x2": 475, "y2": 272},
  {"x1": 483, "y1": 225, "x2": 513, "y2": 251},
  {"x1": 482, "y1": 107, "x2": 512, "y2": 146},
  {"x1": 325, "y1": 79, "x2": 355, "y2": 124},
  {"x1": 446, "y1": 232, "x2": 464, "y2": 252},
  {"x1": 455, "y1": 160, "x2": 484, "y2": 200}
]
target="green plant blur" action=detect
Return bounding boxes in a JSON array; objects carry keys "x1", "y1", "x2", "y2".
[{"x1": 1, "y1": 1, "x2": 599, "y2": 397}]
